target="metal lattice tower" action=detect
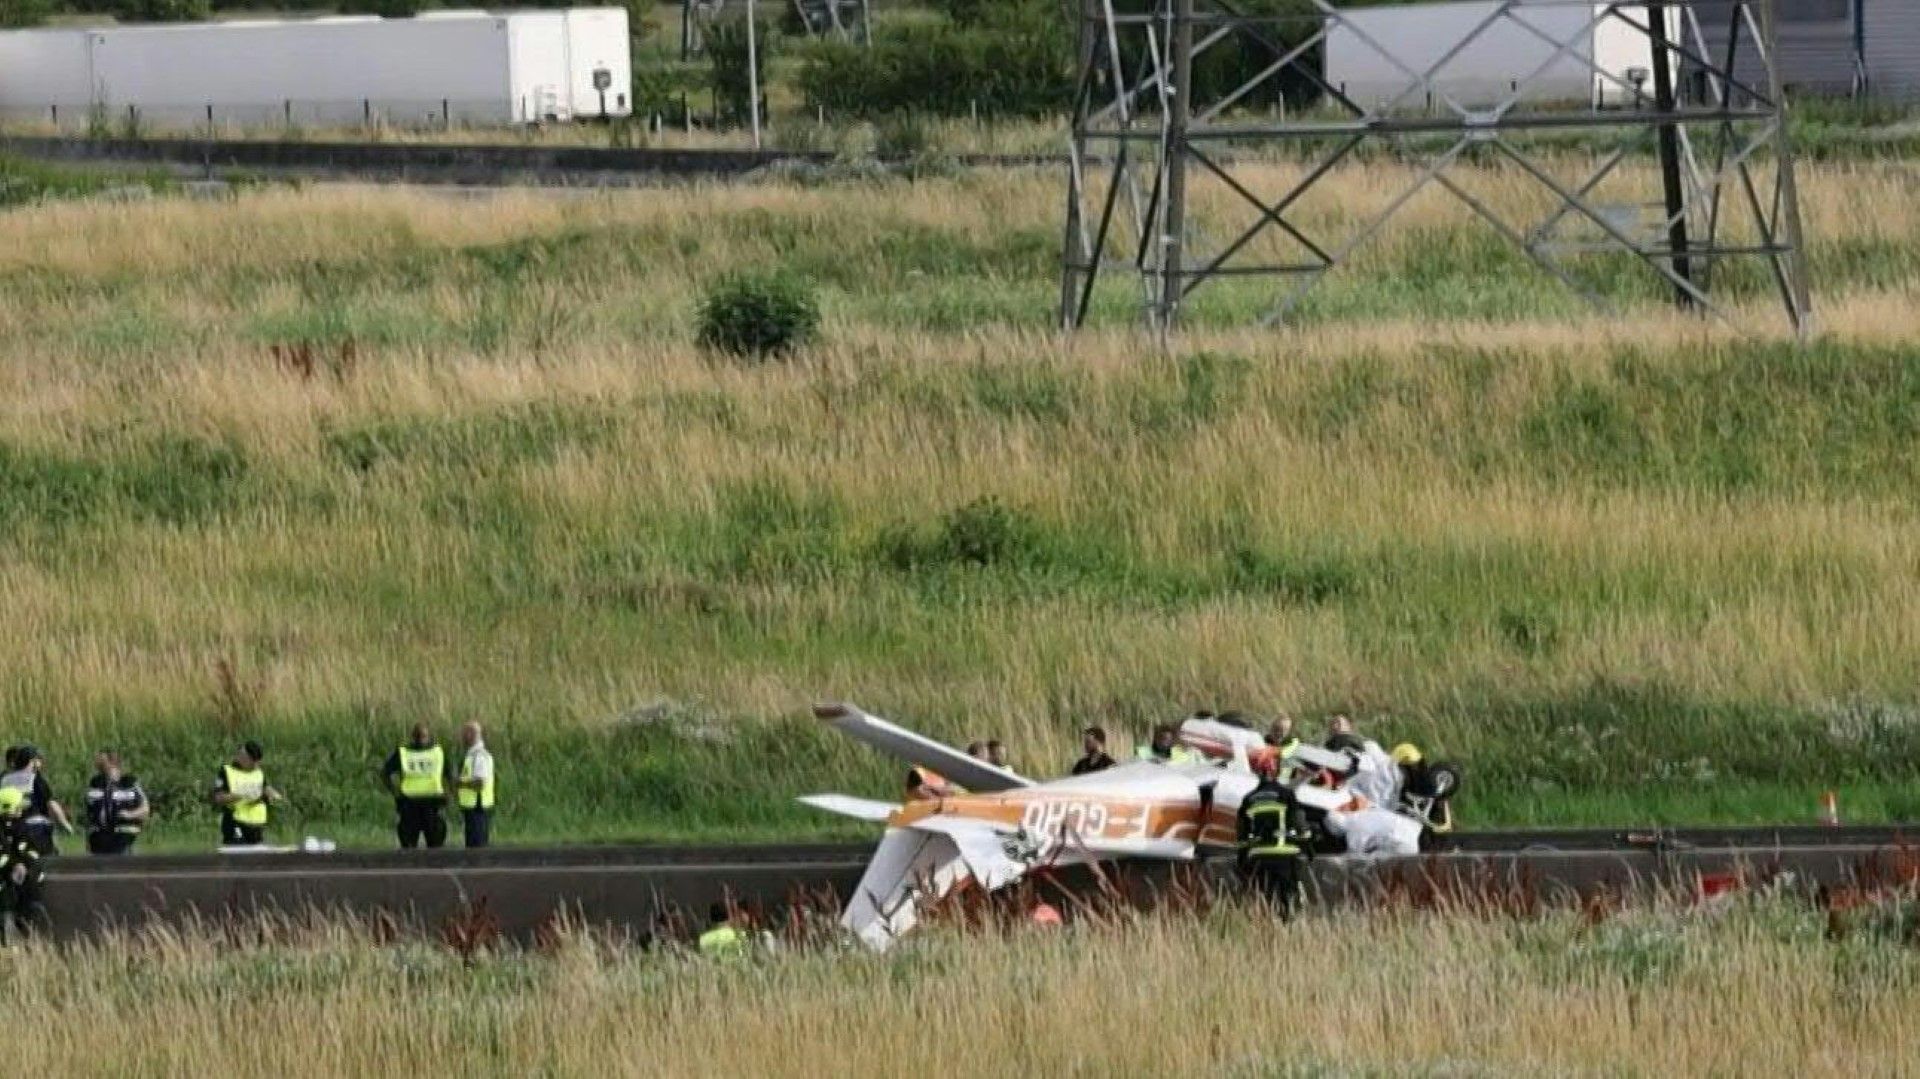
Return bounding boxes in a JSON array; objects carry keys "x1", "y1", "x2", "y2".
[
  {"x1": 682, "y1": 0, "x2": 871, "y2": 56},
  {"x1": 1059, "y1": 0, "x2": 1814, "y2": 336}
]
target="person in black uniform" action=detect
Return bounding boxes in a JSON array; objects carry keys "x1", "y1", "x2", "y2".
[
  {"x1": 1391, "y1": 744, "x2": 1461, "y2": 849},
  {"x1": 1070, "y1": 727, "x2": 1116, "y2": 775},
  {"x1": 383, "y1": 723, "x2": 454, "y2": 850},
  {"x1": 1235, "y1": 756, "x2": 1309, "y2": 918},
  {"x1": 84, "y1": 750, "x2": 151, "y2": 855},
  {"x1": 1, "y1": 745, "x2": 74, "y2": 856},
  {"x1": 0, "y1": 788, "x2": 49, "y2": 939}
]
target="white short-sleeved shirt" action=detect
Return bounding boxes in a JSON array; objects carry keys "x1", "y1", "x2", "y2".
[{"x1": 463, "y1": 744, "x2": 494, "y2": 782}]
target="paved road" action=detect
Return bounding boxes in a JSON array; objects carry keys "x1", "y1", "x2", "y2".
[{"x1": 36, "y1": 825, "x2": 1913, "y2": 941}]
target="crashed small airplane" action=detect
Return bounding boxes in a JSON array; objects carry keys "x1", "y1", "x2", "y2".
[{"x1": 801, "y1": 702, "x2": 1430, "y2": 950}]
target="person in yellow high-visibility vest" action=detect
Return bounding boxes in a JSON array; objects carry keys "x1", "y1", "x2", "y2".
[
  {"x1": 697, "y1": 901, "x2": 746, "y2": 959},
  {"x1": 210, "y1": 741, "x2": 281, "y2": 848},
  {"x1": 383, "y1": 723, "x2": 452, "y2": 850},
  {"x1": 455, "y1": 721, "x2": 495, "y2": 849}
]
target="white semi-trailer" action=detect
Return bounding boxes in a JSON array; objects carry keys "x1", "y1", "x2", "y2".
[
  {"x1": 1324, "y1": 0, "x2": 1677, "y2": 110},
  {"x1": 0, "y1": 8, "x2": 632, "y2": 130}
]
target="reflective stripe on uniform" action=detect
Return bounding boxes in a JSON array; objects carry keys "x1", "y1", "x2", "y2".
[
  {"x1": 1241, "y1": 802, "x2": 1299, "y2": 856},
  {"x1": 458, "y1": 748, "x2": 495, "y2": 810},
  {"x1": 224, "y1": 765, "x2": 268, "y2": 826},
  {"x1": 397, "y1": 745, "x2": 445, "y2": 799}
]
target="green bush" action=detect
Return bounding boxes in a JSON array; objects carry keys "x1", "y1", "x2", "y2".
[
  {"x1": 695, "y1": 272, "x2": 820, "y2": 358},
  {"x1": 0, "y1": 0, "x2": 54, "y2": 28},
  {"x1": 796, "y1": 19, "x2": 1073, "y2": 120},
  {"x1": 705, "y1": 16, "x2": 776, "y2": 126}
]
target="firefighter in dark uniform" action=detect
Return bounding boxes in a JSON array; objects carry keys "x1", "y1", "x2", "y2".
[
  {"x1": 0, "y1": 787, "x2": 49, "y2": 939},
  {"x1": 1235, "y1": 755, "x2": 1308, "y2": 917},
  {"x1": 384, "y1": 723, "x2": 453, "y2": 850},
  {"x1": 1392, "y1": 743, "x2": 1461, "y2": 848}
]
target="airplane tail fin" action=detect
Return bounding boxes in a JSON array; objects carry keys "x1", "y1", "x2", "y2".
[{"x1": 797, "y1": 793, "x2": 899, "y2": 823}]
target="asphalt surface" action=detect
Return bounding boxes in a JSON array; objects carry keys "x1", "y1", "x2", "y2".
[{"x1": 34, "y1": 824, "x2": 1914, "y2": 941}]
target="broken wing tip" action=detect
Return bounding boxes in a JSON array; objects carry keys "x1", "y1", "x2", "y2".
[{"x1": 812, "y1": 701, "x2": 853, "y2": 721}]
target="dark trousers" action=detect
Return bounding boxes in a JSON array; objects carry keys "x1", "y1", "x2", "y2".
[
  {"x1": 396, "y1": 799, "x2": 447, "y2": 849},
  {"x1": 1244, "y1": 855, "x2": 1305, "y2": 918},
  {"x1": 22, "y1": 822, "x2": 56, "y2": 857},
  {"x1": 461, "y1": 808, "x2": 491, "y2": 849},
  {"x1": 1, "y1": 878, "x2": 48, "y2": 939},
  {"x1": 221, "y1": 818, "x2": 264, "y2": 846},
  {"x1": 86, "y1": 832, "x2": 137, "y2": 856}
]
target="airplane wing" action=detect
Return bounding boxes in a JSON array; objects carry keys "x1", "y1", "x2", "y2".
[
  {"x1": 797, "y1": 794, "x2": 900, "y2": 823},
  {"x1": 813, "y1": 702, "x2": 1034, "y2": 793}
]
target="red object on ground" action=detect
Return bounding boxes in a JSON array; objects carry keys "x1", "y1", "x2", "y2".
[
  {"x1": 1029, "y1": 902, "x2": 1063, "y2": 927},
  {"x1": 1696, "y1": 873, "x2": 1743, "y2": 901},
  {"x1": 1820, "y1": 791, "x2": 1841, "y2": 827}
]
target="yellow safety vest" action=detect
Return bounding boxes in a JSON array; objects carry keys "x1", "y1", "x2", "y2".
[
  {"x1": 1242, "y1": 801, "x2": 1300, "y2": 857},
  {"x1": 457, "y1": 750, "x2": 495, "y2": 810},
  {"x1": 698, "y1": 925, "x2": 745, "y2": 957},
  {"x1": 397, "y1": 746, "x2": 445, "y2": 799},
  {"x1": 223, "y1": 765, "x2": 268, "y2": 826}
]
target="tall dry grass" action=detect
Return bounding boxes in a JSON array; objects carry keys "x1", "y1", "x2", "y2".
[
  {"x1": 6, "y1": 898, "x2": 1917, "y2": 1075},
  {"x1": 0, "y1": 160, "x2": 1915, "y2": 841}
]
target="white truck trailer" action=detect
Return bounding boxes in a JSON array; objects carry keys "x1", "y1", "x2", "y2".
[
  {"x1": 0, "y1": 8, "x2": 632, "y2": 130},
  {"x1": 1324, "y1": 0, "x2": 1677, "y2": 110}
]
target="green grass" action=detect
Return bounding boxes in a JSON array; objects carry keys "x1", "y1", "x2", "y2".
[{"x1": 0, "y1": 166, "x2": 1916, "y2": 850}]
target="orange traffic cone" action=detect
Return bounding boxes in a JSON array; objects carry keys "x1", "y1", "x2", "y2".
[{"x1": 1820, "y1": 791, "x2": 1841, "y2": 827}]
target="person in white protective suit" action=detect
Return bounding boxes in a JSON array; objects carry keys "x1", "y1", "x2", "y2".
[
  {"x1": 1326, "y1": 734, "x2": 1402, "y2": 810},
  {"x1": 1321, "y1": 795, "x2": 1424, "y2": 856},
  {"x1": 1315, "y1": 734, "x2": 1421, "y2": 856}
]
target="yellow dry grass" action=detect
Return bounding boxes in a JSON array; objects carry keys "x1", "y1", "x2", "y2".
[
  {"x1": 0, "y1": 158, "x2": 1913, "y2": 822},
  {"x1": 6, "y1": 902, "x2": 1915, "y2": 1076}
]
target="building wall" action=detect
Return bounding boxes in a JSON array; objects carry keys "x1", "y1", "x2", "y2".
[
  {"x1": 1862, "y1": 0, "x2": 1920, "y2": 98},
  {"x1": 1687, "y1": 0, "x2": 1860, "y2": 97}
]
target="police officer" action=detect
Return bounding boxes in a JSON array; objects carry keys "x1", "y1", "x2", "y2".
[
  {"x1": 211, "y1": 741, "x2": 281, "y2": 847},
  {"x1": 84, "y1": 750, "x2": 150, "y2": 855},
  {"x1": 454, "y1": 721, "x2": 495, "y2": 849},
  {"x1": 384, "y1": 723, "x2": 452, "y2": 850},
  {"x1": 0, "y1": 787, "x2": 48, "y2": 939},
  {"x1": 698, "y1": 901, "x2": 745, "y2": 958},
  {"x1": 2, "y1": 745, "x2": 74, "y2": 855},
  {"x1": 1235, "y1": 756, "x2": 1308, "y2": 918}
]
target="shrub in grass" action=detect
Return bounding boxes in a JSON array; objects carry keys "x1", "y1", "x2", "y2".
[{"x1": 696, "y1": 272, "x2": 820, "y2": 359}]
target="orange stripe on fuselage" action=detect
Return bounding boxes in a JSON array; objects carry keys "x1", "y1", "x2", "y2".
[{"x1": 888, "y1": 791, "x2": 1240, "y2": 849}]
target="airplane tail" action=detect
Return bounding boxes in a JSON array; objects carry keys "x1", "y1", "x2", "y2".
[
  {"x1": 842, "y1": 827, "x2": 976, "y2": 950},
  {"x1": 812, "y1": 702, "x2": 1033, "y2": 794}
]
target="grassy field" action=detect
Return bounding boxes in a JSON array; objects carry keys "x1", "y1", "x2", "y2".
[
  {"x1": 1, "y1": 155, "x2": 1917, "y2": 848},
  {"x1": 9, "y1": 894, "x2": 1919, "y2": 1074}
]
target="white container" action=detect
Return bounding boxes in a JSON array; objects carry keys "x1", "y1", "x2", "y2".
[
  {"x1": 0, "y1": 8, "x2": 631, "y2": 131},
  {"x1": 1324, "y1": 0, "x2": 1671, "y2": 110},
  {"x1": 0, "y1": 28, "x2": 94, "y2": 125},
  {"x1": 564, "y1": 6, "x2": 633, "y2": 120}
]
